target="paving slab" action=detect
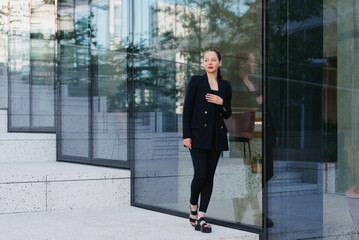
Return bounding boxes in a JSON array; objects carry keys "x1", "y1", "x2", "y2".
[
  {"x1": 0, "y1": 206, "x2": 259, "y2": 240},
  {"x1": 0, "y1": 162, "x2": 131, "y2": 214},
  {"x1": 0, "y1": 162, "x2": 130, "y2": 183}
]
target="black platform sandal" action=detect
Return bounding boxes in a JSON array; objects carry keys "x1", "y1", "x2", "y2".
[
  {"x1": 189, "y1": 206, "x2": 197, "y2": 227},
  {"x1": 195, "y1": 217, "x2": 212, "y2": 233}
]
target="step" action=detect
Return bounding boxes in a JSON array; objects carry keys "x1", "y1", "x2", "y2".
[
  {"x1": 0, "y1": 162, "x2": 130, "y2": 214},
  {"x1": 0, "y1": 110, "x2": 7, "y2": 133},
  {"x1": 0, "y1": 64, "x2": 8, "y2": 109},
  {"x1": 268, "y1": 189, "x2": 319, "y2": 197},
  {"x1": 0, "y1": 206, "x2": 259, "y2": 240},
  {"x1": 274, "y1": 171, "x2": 303, "y2": 180},
  {"x1": 271, "y1": 177, "x2": 303, "y2": 185},
  {"x1": 0, "y1": 132, "x2": 56, "y2": 163},
  {"x1": 271, "y1": 171, "x2": 303, "y2": 185},
  {"x1": 0, "y1": 110, "x2": 56, "y2": 163},
  {"x1": 268, "y1": 182, "x2": 319, "y2": 197},
  {"x1": 270, "y1": 182, "x2": 318, "y2": 192}
]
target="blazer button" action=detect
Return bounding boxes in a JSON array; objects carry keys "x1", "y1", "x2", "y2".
[
  {"x1": 219, "y1": 113, "x2": 222, "y2": 116},
  {"x1": 204, "y1": 111, "x2": 207, "y2": 114},
  {"x1": 221, "y1": 126, "x2": 223, "y2": 129},
  {"x1": 204, "y1": 124, "x2": 207, "y2": 127}
]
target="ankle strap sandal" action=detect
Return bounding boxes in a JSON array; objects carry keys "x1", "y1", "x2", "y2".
[
  {"x1": 189, "y1": 206, "x2": 197, "y2": 227},
  {"x1": 195, "y1": 217, "x2": 212, "y2": 233}
]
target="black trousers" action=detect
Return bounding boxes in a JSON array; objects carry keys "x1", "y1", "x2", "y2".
[{"x1": 189, "y1": 148, "x2": 221, "y2": 212}]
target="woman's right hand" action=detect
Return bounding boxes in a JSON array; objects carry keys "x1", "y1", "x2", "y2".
[
  {"x1": 183, "y1": 138, "x2": 192, "y2": 150},
  {"x1": 255, "y1": 95, "x2": 263, "y2": 105}
]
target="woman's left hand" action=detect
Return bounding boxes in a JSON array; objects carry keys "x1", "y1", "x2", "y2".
[{"x1": 206, "y1": 93, "x2": 223, "y2": 105}]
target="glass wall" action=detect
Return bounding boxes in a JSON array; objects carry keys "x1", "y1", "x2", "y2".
[
  {"x1": 92, "y1": 49, "x2": 128, "y2": 162},
  {"x1": 57, "y1": 0, "x2": 130, "y2": 167},
  {"x1": 2, "y1": 0, "x2": 359, "y2": 238},
  {"x1": 8, "y1": 38, "x2": 56, "y2": 131},
  {"x1": 266, "y1": 0, "x2": 359, "y2": 239},
  {"x1": 0, "y1": 33, "x2": 8, "y2": 110},
  {"x1": 0, "y1": 2, "x2": 8, "y2": 109},
  {"x1": 58, "y1": 44, "x2": 91, "y2": 160},
  {"x1": 2, "y1": 0, "x2": 57, "y2": 132},
  {"x1": 132, "y1": 0, "x2": 264, "y2": 231},
  {"x1": 56, "y1": 0, "x2": 264, "y2": 231}
]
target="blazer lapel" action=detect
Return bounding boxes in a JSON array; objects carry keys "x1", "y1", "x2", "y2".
[
  {"x1": 218, "y1": 78, "x2": 226, "y2": 98},
  {"x1": 202, "y1": 73, "x2": 211, "y2": 93}
]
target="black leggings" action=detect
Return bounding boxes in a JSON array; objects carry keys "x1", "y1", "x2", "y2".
[{"x1": 190, "y1": 148, "x2": 221, "y2": 212}]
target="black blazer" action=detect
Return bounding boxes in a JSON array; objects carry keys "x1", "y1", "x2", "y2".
[
  {"x1": 182, "y1": 74, "x2": 232, "y2": 151},
  {"x1": 236, "y1": 77, "x2": 261, "y2": 110}
]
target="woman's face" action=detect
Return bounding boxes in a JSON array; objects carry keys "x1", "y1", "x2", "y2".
[
  {"x1": 203, "y1": 51, "x2": 222, "y2": 74},
  {"x1": 240, "y1": 54, "x2": 257, "y2": 74}
]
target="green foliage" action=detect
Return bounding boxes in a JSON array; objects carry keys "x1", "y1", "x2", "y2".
[
  {"x1": 148, "y1": 0, "x2": 263, "y2": 67},
  {"x1": 57, "y1": 12, "x2": 96, "y2": 47},
  {"x1": 250, "y1": 153, "x2": 262, "y2": 164},
  {"x1": 43, "y1": 0, "x2": 55, "y2": 4}
]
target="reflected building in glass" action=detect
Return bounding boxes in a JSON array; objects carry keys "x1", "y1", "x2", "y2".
[{"x1": 1, "y1": 0, "x2": 359, "y2": 239}]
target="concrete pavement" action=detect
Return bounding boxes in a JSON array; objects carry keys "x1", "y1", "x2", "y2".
[{"x1": 0, "y1": 206, "x2": 259, "y2": 240}]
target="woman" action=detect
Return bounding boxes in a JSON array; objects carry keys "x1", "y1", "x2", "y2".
[{"x1": 182, "y1": 49, "x2": 232, "y2": 233}]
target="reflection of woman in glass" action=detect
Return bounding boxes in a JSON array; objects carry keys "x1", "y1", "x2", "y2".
[
  {"x1": 232, "y1": 51, "x2": 263, "y2": 226},
  {"x1": 183, "y1": 49, "x2": 232, "y2": 233},
  {"x1": 238, "y1": 51, "x2": 262, "y2": 108},
  {"x1": 237, "y1": 51, "x2": 277, "y2": 183},
  {"x1": 233, "y1": 51, "x2": 276, "y2": 227}
]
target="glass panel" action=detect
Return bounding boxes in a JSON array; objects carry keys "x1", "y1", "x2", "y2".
[
  {"x1": 58, "y1": 0, "x2": 91, "y2": 46},
  {"x1": 0, "y1": 1, "x2": 9, "y2": 34},
  {"x1": 133, "y1": 54, "x2": 202, "y2": 210},
  {"x1": 57, "y1": 0, "x2": 130, "y2": 165},
  {"x1": 8, "y1": 36, "x2": 31, "y2": 129},
  {"x1": 7, "y1": 1, "x2": 31, "y2": 128},
  {"x1": 90, "y1": 0, "x2": 130, "y2": 163},
  {"x1": 30, "y1": 39, "x2": 56, "y2": 129},
  {"x1": 8, "y1": 0, "x2": 31, "y2": 36},
  {"x1": 30, "y1": 0, "x2": 57, "y2": 129},
  {"x1": 323, "y1": 0, "x2": 359, "y2": 238},
  {"x1": 133, "y1": 0, "x2": 263, "y2": 228},
  {"x1": 59, "y1": 45, "x2": 90, "y2": 158},
  {"x1": 57, "y1": 0, "x2": 76, "y2": 44},
  {"x1": 30, "y1": 0, "x2": 57, "y2": 40},
  {"x1": 0, "y1": 2, "x2": 8, "y2": 109},
  {"x1": 5, "y1": 0, "x2": 56, "y2": 131},
  {"x1": 0, "y1": 34, "x2": 8, "y2": 109},
  {"x1": 266, "y1": 0, "x2": 325, "y2": 237},
  {"x1": 91, "y1": 0, "x2": 130, "y2": 50},
  {"x1": 266, "y1": 0, "x2": 359, "y2": 239},
  {"x1": 92, "y1": 49, "x2": 128, "y2": 161}
]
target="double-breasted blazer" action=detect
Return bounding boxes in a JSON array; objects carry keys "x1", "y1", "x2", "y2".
[{"x1": 182, "y1": 74, "x2": 232, "y2": 151}]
